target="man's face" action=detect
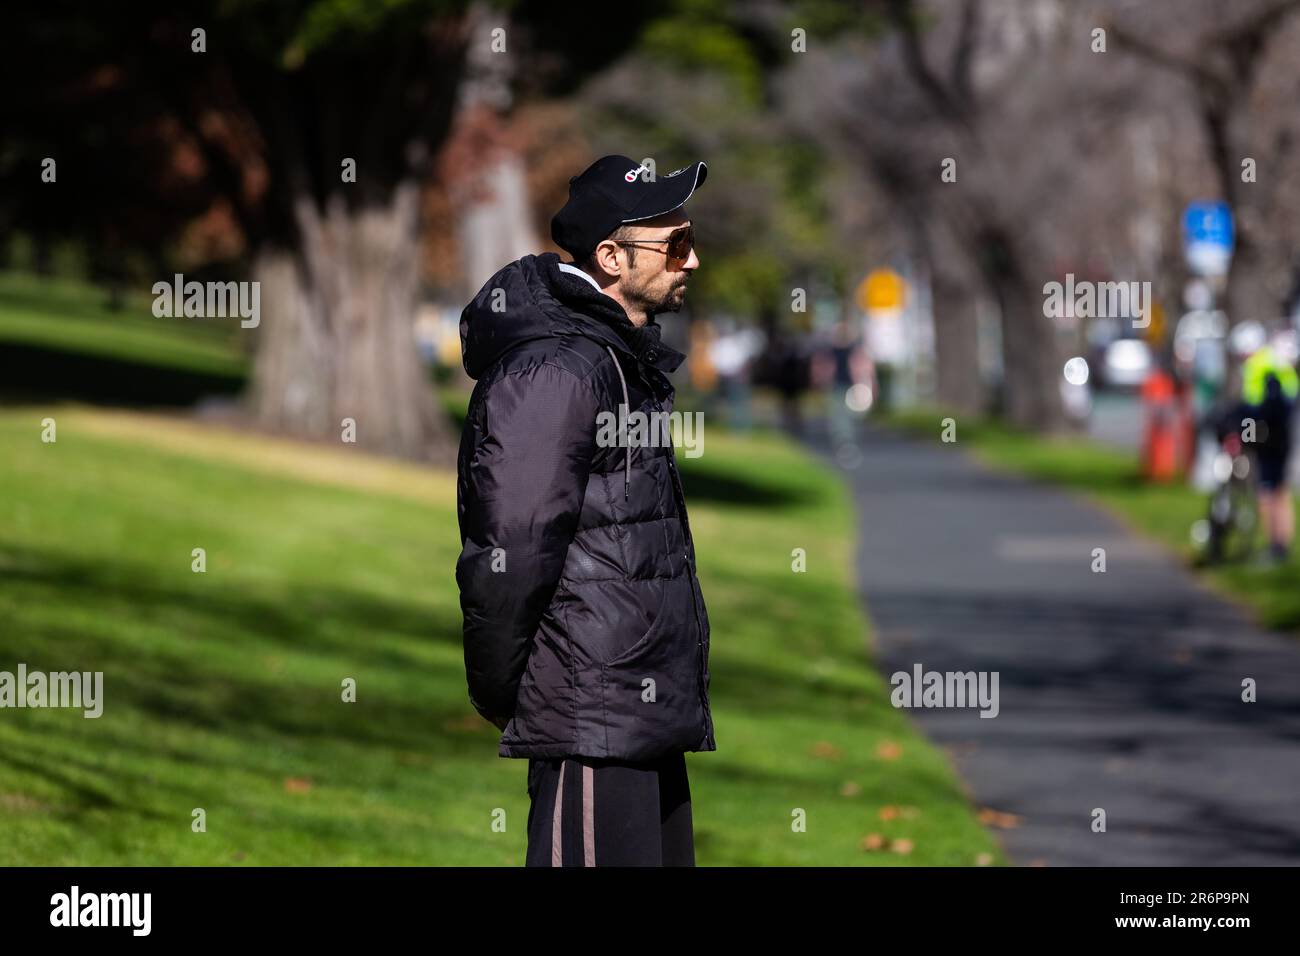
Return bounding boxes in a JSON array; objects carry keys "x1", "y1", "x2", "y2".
[{"x1": 611, "y1": 209, "x2": 700, "y2": 322}]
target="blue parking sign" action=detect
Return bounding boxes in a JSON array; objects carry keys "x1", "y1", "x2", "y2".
[{"x1": 1183, "y1": 202, "x2": 1234, "y2": 276}]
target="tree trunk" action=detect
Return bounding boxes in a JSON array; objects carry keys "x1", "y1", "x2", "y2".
[
  {"x1": 906, "y1": 209, "x2": 984, "y2": 416},
  {"x1": 992, "y1": 274, "x2": 1066, "y2": 432},
  {"x1": 1224, "y1": 234, "x2": 1273, "y2": 324},
  {"x1": 455, "y1": 151, "x2": 541, "y2": 298},
  {"x1": 442, "y1": 6, "x2": 541, "y2": 300},
  {"x1": 248, "y1": 181, "x2": 454, "y2": 462},
  {"x1": 930, "y1": 266, "x2": 985, "y2": 416},
  {"x1": 1202, "y1": 101, "x2": 1271, "y2": 326},
  {"x1": 979, "y1": 231, "x2": 1066, "y2": 433}
]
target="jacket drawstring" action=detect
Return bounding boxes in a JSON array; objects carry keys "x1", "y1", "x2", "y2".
[{"x1": 606, "y1": 345, "x2": 632, "y2": 500}]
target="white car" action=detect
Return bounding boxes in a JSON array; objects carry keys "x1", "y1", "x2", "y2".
[{"x1": 1101, "y1": 338, "x2": 1152, "y2": 388}]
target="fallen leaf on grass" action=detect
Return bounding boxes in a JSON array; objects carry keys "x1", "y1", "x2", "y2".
[
  {"x1": 0, "y1": 792, "x2": 50, "y2": 813},
  {"x1": 875, "y1": 741, "x2": 903, "y2": 761},
  {"x1": 860, "y1": 833, "x2": 916, "y2": 854},
  {"x1": 444, "y1": 715, "x2": 484, "y2": 733},
  {"x1": 284, "y1": 777, "x2": 313, "y2": 794},
  {"x1": 811, "y1": 741, "x2": 842, "y2": 760}
]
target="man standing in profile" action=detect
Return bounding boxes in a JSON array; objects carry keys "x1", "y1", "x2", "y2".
[{"x1": 455, "y1": 155, "x2": 716, "y2": 866}]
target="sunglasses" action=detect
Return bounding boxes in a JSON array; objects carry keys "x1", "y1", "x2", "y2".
[{"x1": 614, "y1": 224, "x2": 695, "y2": 261}]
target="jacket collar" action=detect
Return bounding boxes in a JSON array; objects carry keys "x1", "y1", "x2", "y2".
[{"x1": 542, "y1": 253, "x2": 686, "y2": 374}]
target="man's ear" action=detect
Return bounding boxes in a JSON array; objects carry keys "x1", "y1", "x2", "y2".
[{"x1": 591, "y1": 239, "x2": 623, "y2": 280}]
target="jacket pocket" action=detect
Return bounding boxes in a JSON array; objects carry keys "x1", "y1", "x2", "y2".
[
  {"x1": 566, "y1": 576, "x2": 670, "y2": 667},
  {"x1": 600, "y1": 576, "x2": 702, "y2": 759},
  {"x1": 602, "y1": 577, "x2": 671, "y2": 666}
]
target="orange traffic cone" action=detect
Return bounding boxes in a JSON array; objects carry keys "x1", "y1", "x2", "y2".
[{"x1": 1141, "y1": 369, "x2": 1179, "y2": 482}]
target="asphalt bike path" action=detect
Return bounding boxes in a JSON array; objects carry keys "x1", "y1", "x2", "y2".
[{"x1": 812, "y1": 422, "x2": 1300, "y2": 865}]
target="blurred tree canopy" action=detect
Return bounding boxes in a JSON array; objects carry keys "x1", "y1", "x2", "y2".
[
  {"x1": 2, "y1": 0, "x2": 675, "y2": 458},
  {"x1": 574, "y1": 0, "x2": 884, "y2": 323},
  {"x1": 4, "y1": 0, "x2": 482, "y2": 458},
  {"x1": 11, "y1": 0, "x2": 1298, "y2": 442}
]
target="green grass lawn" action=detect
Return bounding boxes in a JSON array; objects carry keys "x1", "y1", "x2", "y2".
[
  {"x1": 0, "y1": 271, "x2": 248, "y2": 379},
  {"x1": 883, "y1": 408, "x2": 1300, "y2": 632},
  {"x1": 0, "y1": 406, "x2": 1003, "y2": 865}
]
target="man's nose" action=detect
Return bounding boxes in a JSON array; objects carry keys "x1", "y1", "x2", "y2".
[{"x1": 683, "y1": 247, "x2": 700, "y2": 271}]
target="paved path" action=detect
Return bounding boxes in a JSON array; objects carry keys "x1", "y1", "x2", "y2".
[{"x1": 809, "y1": 421, "x2": 1300, "y2": 865}]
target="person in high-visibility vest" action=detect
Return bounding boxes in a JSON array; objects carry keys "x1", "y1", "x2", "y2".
[{"x1": 1241, "y1": 341, "x2": 1298, "y2": 562}]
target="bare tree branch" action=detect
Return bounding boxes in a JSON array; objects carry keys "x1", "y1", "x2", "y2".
[
  {"x1": 950, "y1": 0, "x2": 980, "y2": 112},
  {"x1": 885, "y1": 0, "x2": 967, "y2": 126},
  {"x1": 1105, "y1": 18, "x2": 1219, "y2": 87}
]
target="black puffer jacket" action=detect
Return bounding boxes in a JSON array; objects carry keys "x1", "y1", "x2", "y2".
[{"x1": 455, "y1": 252, "x2": 716, "y2": 762}]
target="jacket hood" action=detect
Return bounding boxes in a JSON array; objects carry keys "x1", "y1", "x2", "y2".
[{"x1": 459, "y1": 252, "x2": 685, "y2": 380}]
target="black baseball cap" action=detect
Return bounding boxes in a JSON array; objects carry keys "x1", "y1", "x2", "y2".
[{"x1": 551, "y1": 155, "x2": 707, "y2": 263}]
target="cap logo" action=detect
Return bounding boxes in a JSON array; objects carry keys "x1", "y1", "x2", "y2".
[{"x1": 624, "y1": 163, "x2": 650, "y2": 183}]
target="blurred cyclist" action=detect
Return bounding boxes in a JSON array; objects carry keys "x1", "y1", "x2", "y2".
[{"x1": 1240, "y1": 334, "x2": 1299, "y2": 562}]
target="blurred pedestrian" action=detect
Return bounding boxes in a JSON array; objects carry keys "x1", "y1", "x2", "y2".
[
  {"x1": 814, "y1": 318, "x2": 869, "y2": 455},
  {"x1": 756, "y1": 320, "x2": 811, "y2": 436},
  {"x1": 709, "y1": 320, "x2": 761, "y2": 432}
]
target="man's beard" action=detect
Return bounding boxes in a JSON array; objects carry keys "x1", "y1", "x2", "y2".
[
  {"x1": 653, "y1": 278, "x2": 689, "y2": 313},
  {"x1": 626, "y1": 270, "x2": 688, "y2": 317}
]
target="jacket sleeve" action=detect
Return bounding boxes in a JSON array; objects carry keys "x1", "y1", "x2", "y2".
[{"x1": 455, "y1": 363, "x2": 601, "y2": 726}]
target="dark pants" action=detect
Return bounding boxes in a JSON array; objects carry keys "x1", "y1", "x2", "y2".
[{"x1": 524, "y1": 752, "x2": 695, "y2": 866}]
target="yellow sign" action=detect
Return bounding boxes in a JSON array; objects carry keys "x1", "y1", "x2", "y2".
[
  {"x1": 1142, "y1": 302, "x2": 1166, "y2": 344},
  {"x1": 857, "y1": 269, "x2": 906, "y2": 313}
]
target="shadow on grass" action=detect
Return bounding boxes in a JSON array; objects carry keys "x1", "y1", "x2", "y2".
[
  {"x1": 1, "y1": 534, "x2": 889, "y2": 767},
  {"x1": 0, "y1": 542, "x2": 484, "y2": 758},
  {"x1": 0, "y1": 342, "x2": 245, "y2": 406},
  {"x1": 679, "y1": 458, "x2": 824, "y2": 509}
]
